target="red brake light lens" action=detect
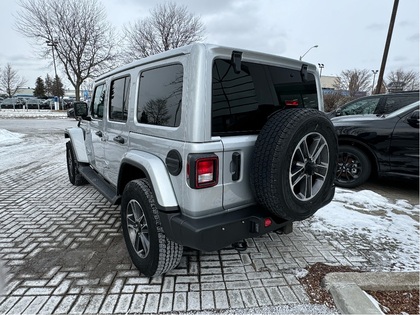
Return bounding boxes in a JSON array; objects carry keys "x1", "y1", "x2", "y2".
[
  {"x1": 285, "y1": 99, "x2": 299, "y2": 106},
  {"x1": 197, "y1": 160, "x2": 215, "y2": 184}
]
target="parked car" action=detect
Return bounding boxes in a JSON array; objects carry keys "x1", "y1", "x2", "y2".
[
  {"x1": 333, "y1": 101, "x2": 419, "y2": 188},
  {"x1": 327, "y1": 91, "x2": 419, "y2": 118},
  {"x1": 26, "y1": 98, "x2": 42, "y2": 109},
  {"x1": 0, "y1": 98, "x2": 24, "y2": 109}
]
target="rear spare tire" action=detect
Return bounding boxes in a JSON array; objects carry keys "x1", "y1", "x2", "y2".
[{"x1": 250, "y1": 109, "x2": 337, "y2": 221}]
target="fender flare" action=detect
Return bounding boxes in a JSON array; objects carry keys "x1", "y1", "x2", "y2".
[
  {"x1": 120, "y1": 151, "x2": 178, "y2": 210},
  {"x1": 64, "y1": 128, "x2": 89, "y2": 163}
]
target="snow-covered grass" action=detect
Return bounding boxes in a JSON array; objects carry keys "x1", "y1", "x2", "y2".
[{"x1": 0, "y1": 108, "x2": 67, "y2": 119}]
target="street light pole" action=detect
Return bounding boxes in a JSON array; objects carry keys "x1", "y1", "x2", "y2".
[
  {"x1": 46, "y1": 39, "x2": 59, "y2": 110},
  {"x1": 375, "y1": 0, "x2": 399, "y2": 94},
  {"x1": 300, "y1": 45, "x2": 318, "y2": 60},
  {"x1": 318, "y1": 63, "x2": 325, "y2": 77},
  {"x1": 371, "y1": 70, "x2": 379, "y2": 93}
]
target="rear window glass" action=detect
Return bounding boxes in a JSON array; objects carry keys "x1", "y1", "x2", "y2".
[{"x1": 212, "y1": 59, "x2": 318, "y2": 136}]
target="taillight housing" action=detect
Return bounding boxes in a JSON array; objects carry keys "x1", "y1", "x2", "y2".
[{"x1": 187, "y1": 154, "x2": 219, "y2": 189}]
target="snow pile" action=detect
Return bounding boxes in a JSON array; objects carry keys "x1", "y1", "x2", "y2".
[
  {"x1": 310, "y1": 188, "x2": 419, "y2": 271},
  {"x1": 0, "y1": 129, "x2": 25, "y2": 145}
]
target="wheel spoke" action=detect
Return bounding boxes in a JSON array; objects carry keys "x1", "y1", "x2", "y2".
[
  {"x1": 304, "y1": 174, "x2": 313, "y2": 198},
  {"x1": 312, "y1": 140, "x2": 327, "y2": 162}
]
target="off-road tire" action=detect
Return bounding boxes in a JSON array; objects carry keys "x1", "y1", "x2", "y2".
[
  {"x1": 121, "y1": 179, "x2": 183, "y2": 277},
  {"x1": 66, "y1": 141, "x2": 87, "y2": 186},
  {"x1": 335, "y1": 145, "x2": 371, "y2": 188},
  {"x1": 250, "y1": 108, "x2": 337, "y2": 221}
]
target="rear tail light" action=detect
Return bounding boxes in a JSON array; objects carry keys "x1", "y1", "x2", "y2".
[
  {"x1": 285, "y1": 99, "x2": 299, "y2": 106},
  {"x1": 187, "y1": 154, "x2": 219, "y2": 189}
]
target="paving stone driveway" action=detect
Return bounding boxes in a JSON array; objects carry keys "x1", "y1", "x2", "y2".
[{"x1": 0, "y1": 131, "x2": 416, "y2": 314}]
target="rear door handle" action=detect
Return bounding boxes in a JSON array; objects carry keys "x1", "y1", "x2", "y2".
[
  {"x1": 95, "y1": 131, "x2": 103, "y2": 137},
  {"x1": 113, "y1": 136, "x2": 125, "y2": 144}
]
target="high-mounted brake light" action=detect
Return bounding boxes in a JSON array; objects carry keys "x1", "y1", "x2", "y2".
[
  {"x1": 285, "y1": 99, "x2": 299, "y2": 106},
  {"x1": 187, "y1": 154, "x2": 219, "y2": 189}
]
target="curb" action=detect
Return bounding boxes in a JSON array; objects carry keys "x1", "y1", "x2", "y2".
[{"x1": 322, "y1": 272, "x2": 419, "y2": 314}]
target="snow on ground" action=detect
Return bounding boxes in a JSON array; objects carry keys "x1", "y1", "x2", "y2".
[
  {"x1": 309, "y1": 188, "x2": 419, "y2": 271},
  {"x1": 0, "y1": 129, "x2": 25, "y2": 146}
]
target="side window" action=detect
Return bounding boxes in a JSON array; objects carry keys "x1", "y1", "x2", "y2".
[
  {"x1": 109, "y1": 76, "x2": 130, "y2": 122},
  {"x1": 341, "y1": 97, "x2": 380, "y2": 116},
  {"x1": 383, "y1": 95, "x2": 419, "y2": 114},
  {"x1": 91, "y1": 84, "x2": 106, "y2": 119},
  {"x1": 137, "y1": 64, "x2": 183, "y2": 127}
]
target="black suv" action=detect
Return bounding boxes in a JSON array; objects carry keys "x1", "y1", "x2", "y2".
[{"x1": 327, "y1": 91, "x2": 419, "y2": 118}]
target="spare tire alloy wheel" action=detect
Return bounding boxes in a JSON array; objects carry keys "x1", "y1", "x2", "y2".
[
  {"x1": 251, "y1": 109, "x2": 338, "y2": 221},
  {"x1": 121, "y1": 179, "x2": 183, "y2": 277},
  {"x1": 290, "y1": 132, "x2": 329, "y2": 201}
]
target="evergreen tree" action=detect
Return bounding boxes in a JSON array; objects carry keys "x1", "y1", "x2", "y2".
[
  {"x1": 52, "y1": 76, "x2": 65, "y2": 97},
  {"x1": 33, "y1": 77, "x2": 46, "y2": 97}
]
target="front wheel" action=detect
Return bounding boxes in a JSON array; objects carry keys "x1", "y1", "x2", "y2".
[
  {"x1": 121, "y1": 179, "x2": 183, "y2": 277},
  {"x1": 335, "y1": 145, "x2": 371, "y2": 188},
  {"x1": 66, "y1": 141, "x2": 87, "y2": 186}
]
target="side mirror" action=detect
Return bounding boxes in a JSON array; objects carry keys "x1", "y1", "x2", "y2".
[
  {"x1": 73, "y1": 102, "x2": 90, "y2": 120},
  {"x1": 407, "y1": 110, "x2": 419, "y2": 127},
  {"x1": 335, "y1": 109, "x2": 342, "y2": 117}
]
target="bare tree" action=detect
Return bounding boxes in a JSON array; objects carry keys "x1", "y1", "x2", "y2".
[
  {"x1": 386, "y1": 68, "x2": 419, "y2": 92},
  {"x1": 123, "y1": 2, "x2": 205, "y2": 62},
  {"x1": 333, "y1": 69, "x2": 372, "y2": 97},
  {"x1": 0, "y1": 64, "x2": 27, "y2": 97},
  {"x1": 15, "y1": 0, "x2": 118, "y2": 100}
]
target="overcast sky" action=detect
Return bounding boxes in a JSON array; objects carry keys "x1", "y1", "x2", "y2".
[{"x1": 0, "y1": 0, "x2": 418, "y2": 89}]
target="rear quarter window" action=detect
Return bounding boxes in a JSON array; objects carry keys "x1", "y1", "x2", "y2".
[
  {"x1": 137, "y1": 64, "x2": 183, "y2": 127},
  {"x1": 384, "y1": 95, "x2": 419, "y2": 114}
]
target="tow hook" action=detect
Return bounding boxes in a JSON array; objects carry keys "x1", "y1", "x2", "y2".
[{"x1": 232, "y1": 240, "x2": 248, "y2": 252}]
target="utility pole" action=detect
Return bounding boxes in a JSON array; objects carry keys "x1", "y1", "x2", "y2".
[{"x1": 375, "y1": 0, "x2": 399, "y2": 94}]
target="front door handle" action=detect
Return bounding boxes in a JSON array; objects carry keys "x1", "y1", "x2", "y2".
[
  {"x1": 113, "y1": 136, "x2": 125, "y2": 144},
  {"x1": 95, "y1": 131, "x2": 103, "y2": 137}
]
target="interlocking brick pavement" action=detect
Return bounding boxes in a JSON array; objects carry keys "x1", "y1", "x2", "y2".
[{"x1": 0, "y1": 133, "x2": 414, "y2": 314}]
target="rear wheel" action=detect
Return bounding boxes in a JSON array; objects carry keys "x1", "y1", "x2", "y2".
[
  {"x1": 121, "y1": 179, "x2": 183, "y2": 277},
  {"x1": 335, "y1": 145, "x2": 371, "y2": 188}
]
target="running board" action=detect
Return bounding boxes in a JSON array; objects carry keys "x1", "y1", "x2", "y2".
[{"x1": 78, "y1": 165, "x2": 120, "y2": 205}]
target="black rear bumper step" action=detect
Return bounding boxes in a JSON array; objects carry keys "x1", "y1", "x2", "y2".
[
  {"x1": 159, "y1": 206, "x2": 293, "y2": 252},
  {"x1": 78, "y1": 165, "x2": 120, "y2": 204}
]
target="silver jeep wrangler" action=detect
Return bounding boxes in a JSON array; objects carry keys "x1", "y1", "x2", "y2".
[{"x1": 65, "y1": 43, "x2": 337, "y2": 277}]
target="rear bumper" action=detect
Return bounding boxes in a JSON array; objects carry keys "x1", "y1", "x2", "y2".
[{"x1": 159, "y1": 206, "x2": 293, "y2": 252}]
